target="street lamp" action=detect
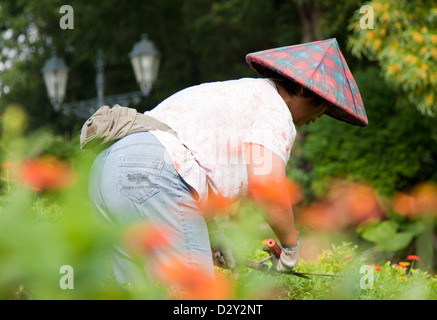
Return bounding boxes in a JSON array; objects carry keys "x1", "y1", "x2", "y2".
[
  {"x1": 41, "y1": 34, "x2": 160, "y2": 118},
  {"x1": 40, "y1": 52, "x2": 69, "y2": 111},
  {"x1": 129, "y1": 33, "x2": 161, "y2": 95}
]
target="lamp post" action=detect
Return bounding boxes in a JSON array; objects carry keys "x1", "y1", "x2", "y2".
[
  {"x1": 40, "y1": 52, "x2": 69, "y2": 112},
  {"x1": 41, "y1": 34, "x2": 160, "y2": 118},
  {"x1": 129, "y1": 33, "x2": 161, "y2": 95}
]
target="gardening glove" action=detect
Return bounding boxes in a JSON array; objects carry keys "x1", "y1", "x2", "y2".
[
  {"x1": 271, "y1": 242, "x2": 300, "y2": 272},
  {"x1": 209, "y1": 229, "x2": 236, "y2": 269}
]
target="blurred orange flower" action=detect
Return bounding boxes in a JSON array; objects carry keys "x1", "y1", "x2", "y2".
[
  {"x1": 340, "y1": 183, "x2": 382, "y2": 223},
  {"x1": 199, "y1": 191, "x2": 234, "y2": 219},
  {"x1": 18, "y1": 155, "x2": 75, "y2": 191},
  {"x1": 298, "y1": 202, "x2": 344, "y2": 232},
  {"x1": 407, "y1": 255, "x2": 420, "y2": 261},
  {"x1": 329, "y1": 181, "x2": 383, "y2": 225},
  {"x1": 157, "y1": 256, "x2": 234, "y2": 300},
  {"x1": 298, "y1": 181, "x2": 383, "y2": 232},
  {"x1": 125, "y1": 223, "x2": 173, "y2": 256},
  {"x1": 248, "y1": 176, "x2": 303, "y2": 209},
  {"x1": 393, "y1": 182, "x2": 437, "y2": 217},
  {"x1": 286, "y1": 178, "x2": 304, "y2": 206},
  {"x1": 412, "y1": 182, "x2": 437, "y2": 215},
  {"x1": 393, "y1": 192, "x2": 417, "y2": 217}
]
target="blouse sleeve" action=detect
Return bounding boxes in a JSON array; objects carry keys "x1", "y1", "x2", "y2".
[{"x1": 243, "y1": 99, "x2": 296, "y2": 166}]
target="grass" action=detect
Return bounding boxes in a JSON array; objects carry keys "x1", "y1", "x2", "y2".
[{"x1": 225, "y1": 241, "x2": 437, "y2": 300}]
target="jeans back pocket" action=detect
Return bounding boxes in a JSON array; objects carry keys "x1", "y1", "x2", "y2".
[{"x1": 118, "y1": 156, "x2": 164, "y2": 204}]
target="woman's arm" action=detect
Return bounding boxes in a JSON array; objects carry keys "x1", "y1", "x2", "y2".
[{"x1": 245, "y1": 143, "x2": 299, "y2": 248}]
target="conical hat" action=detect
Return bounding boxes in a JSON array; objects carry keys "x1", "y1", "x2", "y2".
[{"x1": 246, "y1": 38, "x2": 367, "y2": 127}]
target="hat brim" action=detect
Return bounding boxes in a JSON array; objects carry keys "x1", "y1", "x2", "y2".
[
  {"x1": 324, "y1": 104, "x2": 367, "y2": 127},
  {"x1": 246, "y1": 39, "x2": 368, "y2": 127},
  {"x1": 248, "y1": 60, "x2": 367, "y2": 127}
]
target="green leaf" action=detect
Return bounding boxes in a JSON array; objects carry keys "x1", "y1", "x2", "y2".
[
  {"x1": 359, "y1": 220, "x2": 398, "y2": 243},
  {"x1": 380, "y1": 232, "x2": 415, "y2": 252},
  {"x1": 403, "y1": 220, "x2": 425, "y2": 236},
  {"x1": 358, "y1": 220, "x2": 417, "y2": 251}
]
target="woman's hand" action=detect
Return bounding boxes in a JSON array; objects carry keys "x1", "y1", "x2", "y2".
[
  {"x1": 271, "y1": 242, "x2": 300, "y2": 271},
  {"x1": 207, "y1": 220, "x2": 236, "y2": 269}
]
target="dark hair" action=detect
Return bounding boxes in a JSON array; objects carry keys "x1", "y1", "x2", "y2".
[{"x1": 269, "y1": 73, "x2": 329, "y2": 108}]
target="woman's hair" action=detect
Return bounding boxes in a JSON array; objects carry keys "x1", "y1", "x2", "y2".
[{"x1": 269, "y1": 72, "x2": 328, "y2": 108}]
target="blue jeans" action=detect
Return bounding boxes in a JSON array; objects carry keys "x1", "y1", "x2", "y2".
[{"x1": 88, "y1": 132, "x2": 214, "y2": 286}]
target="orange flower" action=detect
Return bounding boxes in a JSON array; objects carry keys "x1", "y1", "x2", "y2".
[
  {"x1": 125, "y1": 223, "x2": 173, "y2": 256},
  {"x1": 301, "y1": 181, "x2": 383, "y2": 231},
  {"x1": 393, "y1": 182, "x2": 437, "y2": 217},
  {"x1": 407, "y1": 255, "x2": 420, "y2": 261},
  {"x1": 18, "y1": 155, "x2": 75, "y2": 191},
  {"x1": 412, "y1": 182, "x2": 437, "y2": 215},
  {"x1": 286, "y1": 178, "x2": 304, "y2": 206},
  {"x1": 297, "y1": 201, "x2": 346, "y2": 232},
  {"x1": 412, "y1": 32, "x2": 423, "y2": 44},
  {"x1": 374, "y1": 265, "x2": 381, "y2": 271},
  {"x1": 248, "y1": 176, "x2": 303, "y2": 209},
  {"x1": 393, "y1": 192, "x2": 417, "y2": 217},
  {"x1": 157, "y1": 256, "x2": 234, "y2": 300},
  {"x1": 394, "y1": 264, "x2": 406, "y2": 269},
  {"x1": 248, "y1": 176, "x2": 289, "y2": 208},
  {"x1": 338, "y1": 183, "x2": 383, "y2": 223},
  {"x1": 199, "y1": 191, "x2": 234, "y2": 219}
]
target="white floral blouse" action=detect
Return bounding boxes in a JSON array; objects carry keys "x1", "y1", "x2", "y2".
[{"x1": 146, "y1": 78, "x2": 296, "y2": 203}]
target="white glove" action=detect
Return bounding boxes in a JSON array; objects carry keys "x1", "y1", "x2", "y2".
[
  {"x1": 209, "y1": 229, "x2": 236, "y2": 269},
  {"x1": 271, "y1": 240, "x2": 300, "y2": 272}
]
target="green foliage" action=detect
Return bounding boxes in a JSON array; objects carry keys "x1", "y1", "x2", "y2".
[
  {"x1": 232, "y1": 242, "x2": 437, "y2": 300},
  {"x1": 29, "y1": 130, "x2": 79, "y2": 160},
  {"x1": 0, "y1": 0, "x2": 368, "y2": 134},
  {"x1": 0, "y1": 130, "x2": 436, "y2": 299},
  {"x1": 348, "y1": 0, "x2": 437, "y2": 116},
  {"x1": 357, "y1": 219, "x2": 425, "y2": 252},
  {"x1": 0, "y1": 0, "x2": 304, "y2": 133},
  {"x1": 364, "y1": 262, "x2": 437, "y2": 300},
  {"x1": 288, "y1": 67, "x2": 437, "y2": 199},
  {"x1": 1, "y1": 0, "x2": 436, "y2": 300}
]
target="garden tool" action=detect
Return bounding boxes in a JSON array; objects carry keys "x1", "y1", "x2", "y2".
[
  {"x1": 212, "y1": 240, "x2": 342, "y2": 279},
  {"x1": 254, "y1": 238, "x2": 343, "y2": 279}
]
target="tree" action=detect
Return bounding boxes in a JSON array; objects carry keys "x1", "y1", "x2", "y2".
[
  {"x1": 291, "y1": 0, "x2": 366, "y2": 43},
  {"x1": 348, "y1": 0, "x2": 437, "y2": 116},
  {"x1": 0, "y1": 0, "x2": 305, "y2": 133},
  {"x1": 292, "y1": 0, "x2": 324, "y2": 42}
]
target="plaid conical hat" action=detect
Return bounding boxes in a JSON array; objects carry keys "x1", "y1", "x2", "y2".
[{"x1": 246, "y1": 38, "x2": 367, "y2": 127}]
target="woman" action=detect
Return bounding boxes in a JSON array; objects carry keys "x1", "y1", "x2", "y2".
[{"x1": 87, "y1": 38, "x2": 367, "y2": 286}]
